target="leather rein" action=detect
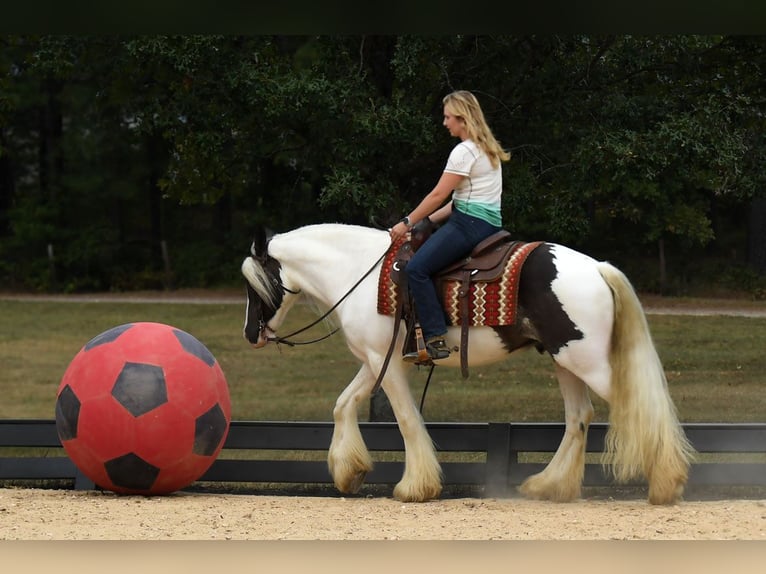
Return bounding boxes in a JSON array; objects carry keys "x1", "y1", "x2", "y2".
[
  {"x1": 265, "y1": 245, "x2": 392, "y2": 348},
  {"x1": 264, "y1": 240, "x2": 435, "y2": 413}
]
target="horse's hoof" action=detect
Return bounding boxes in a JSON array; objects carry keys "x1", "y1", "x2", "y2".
[
  {"x1": 337, "y1": 471, "x2": 367, "y2": 494},
  {"x1": 347, "y1": 471, "x2": 367, "y2": 493},
  {"x1": 648, "y1": 481, "x2": 684, "y2": 505},
  {"x1": 393, "y1": 482, "x2": 442, "y2": 502},
  {"x1": 518, "y1": 480, "x2": 544, "y2": 500},
  {"x1": 518, "y1": 476, "x2": 580, "y2": 502}
]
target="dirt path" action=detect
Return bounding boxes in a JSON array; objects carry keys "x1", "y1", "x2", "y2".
[{"x1": 2, "y1": 289, "x2": 765, "y2": 317}]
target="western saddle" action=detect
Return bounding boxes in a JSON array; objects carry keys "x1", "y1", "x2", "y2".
[{"x1": 385, "y1": 225, "x2": 522, "y2": 379}]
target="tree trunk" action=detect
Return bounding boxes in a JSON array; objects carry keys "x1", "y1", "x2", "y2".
[
  {"x1": 38, "y1": 77, "x2": 64, "y2": 202},
  {"x1": 748, "y1": 197, "x2": 766, "y2": 276},
  {"x1": 146, "y1": 134, "x2": 167, "y2": 286},
  {"x1": 0, "y1": 130, "x2": 13, "y2": 237},
  {"x1": 658, "y1": 237, "x2": 667, "y2": 294},
  {"x1": 37, "y1": 77, "x2": 63, "y2": 292}
]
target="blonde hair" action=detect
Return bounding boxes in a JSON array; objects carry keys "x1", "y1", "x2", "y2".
[{"x1": 443, "y1": 90, "x2": 511, "y2": 168}]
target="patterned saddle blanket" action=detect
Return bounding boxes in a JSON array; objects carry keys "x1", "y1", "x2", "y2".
[{"x1": 377, "y1": 234, "x2": 542, "y2": 327}]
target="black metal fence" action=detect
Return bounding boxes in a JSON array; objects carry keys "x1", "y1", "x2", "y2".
[{"x1": 1, "y1": 419, "x2": 764, "y2": 496}]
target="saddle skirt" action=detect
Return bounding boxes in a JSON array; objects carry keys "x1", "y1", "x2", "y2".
[{"x1": 377, "y1": 235, "x2": 543, "y2": 327}]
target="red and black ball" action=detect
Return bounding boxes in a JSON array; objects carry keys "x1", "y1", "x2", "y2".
[{"x1": 55, "y1": 322, "x2": 231, "y2": 495}]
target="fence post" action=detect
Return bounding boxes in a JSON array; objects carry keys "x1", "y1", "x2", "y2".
[
  {"x1": 485, "y1": 422, "x2": 512, "y2": 497},
  {"x1": 368, "y1": 389, "x2": 395, "y2": 422}
]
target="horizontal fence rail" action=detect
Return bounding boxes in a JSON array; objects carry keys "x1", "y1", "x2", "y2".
[{"x1": 1, "y1": 420, "x2": 765, "y2": 496}]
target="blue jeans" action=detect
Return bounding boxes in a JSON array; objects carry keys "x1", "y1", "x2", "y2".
[{"x1": 405, "y1": 209, "x2": 501, "y2": 341}]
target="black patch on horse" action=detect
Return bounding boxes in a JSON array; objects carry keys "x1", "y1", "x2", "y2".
[
  {"x1": 510, "y1": 243, "x2": 584, "y2": 356},
  {"x1": 490, "y1": 325, "x2": 538, "y2": 354}
]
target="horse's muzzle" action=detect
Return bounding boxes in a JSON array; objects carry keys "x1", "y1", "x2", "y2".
[{"x1": 250, "y1": 325, "x2": 276, "y2": 349}]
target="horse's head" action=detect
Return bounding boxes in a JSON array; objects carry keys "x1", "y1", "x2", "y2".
[{"x1": 241, "y1": 229, "x2": 297, "y2": 348}]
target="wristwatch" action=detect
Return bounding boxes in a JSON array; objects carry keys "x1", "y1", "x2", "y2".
[{"x1": 399, "y1": 216, "x2": 412, "y2": 229}]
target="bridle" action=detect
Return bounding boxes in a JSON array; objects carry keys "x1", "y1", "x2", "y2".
[{"x1": 261, "y1": 246, "x2": 392, "y2": 348}]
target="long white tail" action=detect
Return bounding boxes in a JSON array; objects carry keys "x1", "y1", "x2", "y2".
[{"x1": 597, "y1": 262, "x2": 695, "y2": 504}]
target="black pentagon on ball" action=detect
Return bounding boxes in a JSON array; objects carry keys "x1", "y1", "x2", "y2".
[
  {"x1": 104, "y1": 452, "x2": 161, "y2": 490},
  {"x1": 84, "y1": 323, "x2": 134, "y2": 351},
  {"x1": 173, "y1": 329, "x2": 216, "y2": 367},
  {"x1": 55, "y1": 384, "x2": 81, "y2": 441},
  {"x1": 112, "y1": 362, "x2": 168, "y2": 417},
  {"x1": 193, "y1": 403, "x2": 228, "y2": 456}
]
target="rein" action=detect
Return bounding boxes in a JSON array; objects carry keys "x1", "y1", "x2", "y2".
[
  {"x1": 265, "y1": 238, "x2": 438, "y2": 413},
  {"x1": 266, "y1": 245, "x2": 393, "y2": 347}
]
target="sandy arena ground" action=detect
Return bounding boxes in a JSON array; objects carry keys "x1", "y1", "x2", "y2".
[{"x1": 0, "y1": 487, "x2": 763, "y2": 540}]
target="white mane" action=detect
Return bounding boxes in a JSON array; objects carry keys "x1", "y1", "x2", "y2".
[
  {"x1": 241, "y1": 256, "x2": 281, "y2": 309},
  {"x1": 268, "y1": 223, "x2": 388, "y2": 262}
]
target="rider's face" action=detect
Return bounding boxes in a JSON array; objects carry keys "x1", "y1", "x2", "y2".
[{"x1": 443, "y1": 107, "x2": 466, "y2": 140}]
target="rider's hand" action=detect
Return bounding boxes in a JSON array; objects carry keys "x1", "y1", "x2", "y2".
[{"x1": 389, "y1": 222, "x2": 409, "y2": 243}]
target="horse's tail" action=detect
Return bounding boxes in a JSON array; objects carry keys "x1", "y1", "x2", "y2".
[{"x1": 596, "y1": 262, "x2": 695, "y2": 504}]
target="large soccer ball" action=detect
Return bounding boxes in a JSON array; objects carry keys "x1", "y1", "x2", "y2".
[{"x1": 55, "y1": 321, "x2": 231, "y2": 495}]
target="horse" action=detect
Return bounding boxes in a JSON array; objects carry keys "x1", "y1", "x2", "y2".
[{"x1": 240, "y1": 222, "x2": 695, "y2": 505}]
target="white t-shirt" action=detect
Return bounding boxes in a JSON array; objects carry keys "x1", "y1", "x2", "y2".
[{"x1": 443, "y1": 140, "x2": 502, "y2": 226}]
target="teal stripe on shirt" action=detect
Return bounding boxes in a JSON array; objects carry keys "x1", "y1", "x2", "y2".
[{"x1": 454, "y1": 199, "x2": 502, "y2": 227}]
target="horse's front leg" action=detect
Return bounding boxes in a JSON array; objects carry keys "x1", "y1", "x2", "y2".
[
  {"x1": 380, "y1": 365, "x2": 443, "y2": 502},
  {"x1": 328, "y1": 364, "x2": 375, "y2": 494}
]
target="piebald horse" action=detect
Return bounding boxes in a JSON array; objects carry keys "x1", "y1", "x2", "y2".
[{"x1": 241, "y1": 223, "x2": 694, "y2": 504}]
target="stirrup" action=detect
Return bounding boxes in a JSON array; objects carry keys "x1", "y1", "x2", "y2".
[{"x1": 403, "y1": 338, "x2": 451, "y2": 363}]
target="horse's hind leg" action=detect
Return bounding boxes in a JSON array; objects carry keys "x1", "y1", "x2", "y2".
[
  {"x1": 518, "y1": 364, "x2": 595, "y2": 502},
  {"x1": 328, "y1": 365, "x2": 375, "y2": 494}
]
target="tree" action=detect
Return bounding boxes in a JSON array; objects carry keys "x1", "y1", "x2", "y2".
[
  {"x1": 561, "y1": 36, "x2": 765, "y2": 290},
  {"x1": 0, "y1": 35, "x2": 764, "y2": 295}
]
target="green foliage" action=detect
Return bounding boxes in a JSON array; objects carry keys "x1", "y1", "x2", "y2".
[
  {"x1": 0, "y1": 35, "x2": 765, "y2": 293},
  {"x1": 571, "y1": 37, "x2": 762, "y2": 250}
]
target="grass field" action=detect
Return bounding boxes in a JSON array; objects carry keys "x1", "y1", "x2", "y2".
[{"x1": 1, "y1": 296, "x2": 764, "y2": 424}]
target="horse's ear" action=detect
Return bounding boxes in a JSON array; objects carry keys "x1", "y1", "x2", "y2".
[{"x1": 251, "y1": 226, "x2": 275, "y2": 260}]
